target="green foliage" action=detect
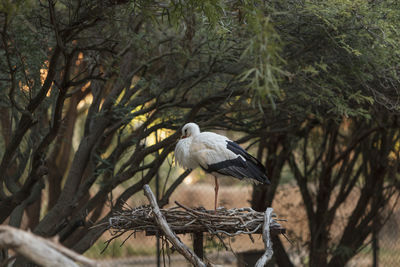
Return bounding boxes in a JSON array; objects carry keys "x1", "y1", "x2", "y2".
[
  {"x1": 240, "y1": 15, "x2": 285, "y2": 108},
  {"x1": 262, "y1": 0, "x2": 400, "y2": 121},
  {"x1": 237, "y1": 1, "x2": 287, "y2": 108},
  {"x1": 0, "y1": 1, "x2": 53, "y2": 112},
  {"x1": 128, "y1": 0, "x2": 225, "y2": 28},
  {"x1": 170, "y1": 0, "x2": 225, "y2": 26},
  {"x1": 0, "y1": 0, "x2": 31, "y2": 18}
]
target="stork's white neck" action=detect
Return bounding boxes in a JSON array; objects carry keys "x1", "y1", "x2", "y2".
[
  {"x1": 183, "y1": 122, "x2": 201, "y2": 137},
  {"x1": 191, "y1": 126, "x2": 200, "y2": 136}
]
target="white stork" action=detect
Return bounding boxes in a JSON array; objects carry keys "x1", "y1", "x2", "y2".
[{"x1": 175, "y1": 122, "x2": 270, "y2": 210}]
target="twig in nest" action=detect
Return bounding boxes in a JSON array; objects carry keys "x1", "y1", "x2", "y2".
[{"x1": 101, "y1": 231, "x2": 125, "y2": 254}]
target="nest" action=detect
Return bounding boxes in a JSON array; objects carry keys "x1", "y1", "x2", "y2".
[
  {"x1": 107, "y1": 202, "x2": 285, "y2": 237},
  {"x1": 101, "y1": 185, "x2": 285, "y2": 265}
]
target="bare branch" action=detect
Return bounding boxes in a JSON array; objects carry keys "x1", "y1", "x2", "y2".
[
  {"x1": 0, "y1": 225, "x2": 79, "y2": 267},
  {"x1": 158, "y1": 170, "x2": 192, "y2": 208},
  {"x1": 143, "y1": 184, "x2": 207, "y2": 267},
  {"x1": 255, "y1": 208, "x2": 274, "y2": 267}
]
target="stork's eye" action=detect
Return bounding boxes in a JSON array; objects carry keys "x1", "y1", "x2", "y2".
[{"x1": 184, "y1": 129, "x2": 188, "y2": 134}]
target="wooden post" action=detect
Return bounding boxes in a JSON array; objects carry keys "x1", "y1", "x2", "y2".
[{"x1": 193, "y1": 232, "x2": 204, "y2": 260}]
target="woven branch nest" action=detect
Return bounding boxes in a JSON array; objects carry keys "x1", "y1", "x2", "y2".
[{"x1": 106, "y1": 202, "x2": 285, "y2": 237}]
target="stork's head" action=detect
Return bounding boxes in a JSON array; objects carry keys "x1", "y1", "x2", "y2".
[{"x1": 181, "y1": 123, "x2": 200, "y2": 138}]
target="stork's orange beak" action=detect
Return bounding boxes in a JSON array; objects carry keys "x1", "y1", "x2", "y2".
[{"x1": 181, "y1": 135, "x2": 187, "y2": 139}]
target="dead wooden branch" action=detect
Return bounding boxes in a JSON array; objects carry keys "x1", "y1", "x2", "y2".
[
  {"x1": 0, "y1": 225, "x2": 98, "y2": 267},
  {"x1": 143, "y1": 184, "x2": 207, "y2": 267},
  {"x1": 255, "y1": 208, "x2": 274, "y2": 267},
  {"x1": 0, "y1": 226, "x2": 154, "y2": 267}
]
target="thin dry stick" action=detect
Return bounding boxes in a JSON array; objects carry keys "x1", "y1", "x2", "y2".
[
  {"x1": 255, "y1": 208, "x2": 274, "y2": 267},
  {"x1": 143, "y1": 184, "x2": 207, "y2": 267}
]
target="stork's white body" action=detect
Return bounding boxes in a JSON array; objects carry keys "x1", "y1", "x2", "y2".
[
  {"x1": 175, "y1": 123, "x2": 270, "y2": 210},
  {"x1": 176, "y1": 132, "x2": 233, "y2": 174}
]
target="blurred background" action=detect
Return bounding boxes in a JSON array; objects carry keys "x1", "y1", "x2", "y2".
[{"x1": 0, "y1": 0, "x2": 399, "y2": 266}]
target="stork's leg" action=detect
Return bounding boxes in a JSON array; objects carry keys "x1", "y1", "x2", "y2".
[{"x1": 214, "y1": 176, "x2": 219, "y2": 211}]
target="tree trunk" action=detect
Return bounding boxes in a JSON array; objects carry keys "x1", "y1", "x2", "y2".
[{"x1": 309, "y1": 227, "x2": 329, "y2": 267}]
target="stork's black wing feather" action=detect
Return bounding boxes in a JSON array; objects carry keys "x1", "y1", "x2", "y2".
[
  {"x1": 202, "y1": 140, "x2": 270, "y2": 184},
  {"x1": 227, "y1": 141, "x2": 266, "y2": 172}
]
